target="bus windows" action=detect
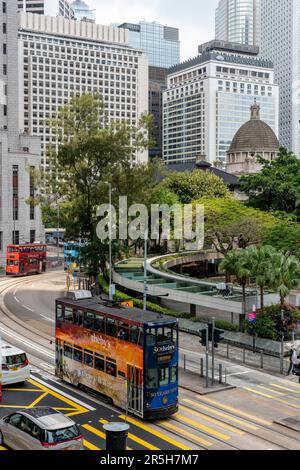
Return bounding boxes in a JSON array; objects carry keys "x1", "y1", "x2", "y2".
[
  {"x1": 64, "y1": 343, "x2": 73, "y2": 359},
  {"x1": 73, "y1": 309, "x2": 83, "y2": 327},
  {"x1": 94, "y1": 354, "x2": 105, "y2": 372},
  {"x1": 64, "y1": 307, "x2": 73, "y2": 323},
  {"x1": 159, "y1": 367, "x2": 169, "y2": 386},
  {"x1": 56, "y1": 305, "x2": 63, "y2": 322},
  {"x1": 106, "y1": 359, "x2": 116, "y2": 377},
  {"x1": 117, "y1": 322, "x2": 129, "y2": 341},
  {"x1": 84, "y1": 350, "x2": 93, "y2": 368},
  {"x1": 94, "y1": 315, "x2": 105, "y2": 333},
  {"x1": 146, "y1": 328, "x2": 156, "y2": 346},
  {"x1": 84, "y1": 312, "x2": 95, "y2": 330},
  {"x1": 146, "y1": 369, "x2": 158, "y2": 389},
  {"x1": 106, "y1": 318, "x2": 117, "y2": 337},
  {"x1": 73, "y1": 348, "x2": 83, "y2": 364},
  {"x1": 171, "y1": 365, "x2": 178, "y2": 384}
]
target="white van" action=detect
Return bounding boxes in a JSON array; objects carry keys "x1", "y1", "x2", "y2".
[{"x1": 1, "y1": 344, "x2": 30, "y2": 385}]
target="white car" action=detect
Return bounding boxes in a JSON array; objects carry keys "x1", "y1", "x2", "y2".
[{"x1": 1, "y1": 344, "x2": 30, "y2": 385}]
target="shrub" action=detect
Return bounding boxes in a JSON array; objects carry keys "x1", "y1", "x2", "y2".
[
  {"x1": 215, "y1": 320, "x2": 239, "y2": 332},
  {"x1": 246, "y1": 315, "x2": 277, "y2": 341}
]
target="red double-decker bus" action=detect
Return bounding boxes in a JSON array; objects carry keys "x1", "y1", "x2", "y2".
[{"x1": 6, "y1": 244, "x2": 47, "y2": 276}]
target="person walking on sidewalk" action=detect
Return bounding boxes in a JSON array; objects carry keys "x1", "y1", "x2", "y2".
[{"x1": 287, "y1": 348, "x2": 298, "y2": 375}]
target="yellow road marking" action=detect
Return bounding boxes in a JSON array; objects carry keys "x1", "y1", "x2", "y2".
[
  {"x1": 270, "y1": 383, "x2": 300, "y2": 394},
  {"x1": 257, "y1": 386, "x2": 286, "y2": 396},
  {"x1": 180, "y1": 405, "x2": 244, "y2": 435},
  {"x1": 119, "y1": 415, "x2": 191, "y2": 450},
  {"x1": 28, "y1": 391, "x2": 49, "y2": 408},
  {"x1": 28, "y1": 378, "x2": 88, "y2": 416},
  {"x1": 0, "y1": 446, "x2": 7, "y2": 451},
  {"x1": 99, "y1": 419, "x2": 132, "y2": 450},
  {"x1": 84, "y1": 423, "x2": 157, "y2": 451},
  {"x1": 197, "y1": 396, "x2": 272, "y2": 426},
  {"x1": 280, "y1": 379, "x2": 300, "y2": 389},
  {"x1": 244, "y1": 387, "x2": 300, "y2": 411},
  {"x1": 182, "y1": 399, "x2": 258, "y2": 431},
  {"x1": 84, "y1": 440, "x2": 101, "y2": 450},
  {"x1": 175, "y1": 413, "x2": 231, "y2": 441},
  {"x1": 159, "y1": 421, "x2": 213, "y2": 447}
]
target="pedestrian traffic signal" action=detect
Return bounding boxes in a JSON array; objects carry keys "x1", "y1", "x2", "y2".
[
  {"x1": 213, "y1": 328, "x2": 225, "y2": 347},
  {"x1": 199, "y1": 329, "x2": 207, "y2": 347}
]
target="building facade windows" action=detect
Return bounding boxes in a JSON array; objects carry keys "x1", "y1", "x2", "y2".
[{"x1": 12, "y1": 165, "x2": 18, "y2": 221}]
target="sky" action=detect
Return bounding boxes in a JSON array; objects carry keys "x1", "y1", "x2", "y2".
[{"x1": 88, "y1": 0, "x2": 219, "y2": 61}]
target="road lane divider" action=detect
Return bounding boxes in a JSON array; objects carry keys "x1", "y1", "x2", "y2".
[
  {"x1": 118, "y1": 415, "x2": 191, "y2": 450},
  {"x1": 180, "y1": 405, "x2": 244, "y2": 435},
  {"x1": 244, "y1": 387, "x2": 300, "y2": 411},
  {"x1": 158, "y1": 420, "x2": 213, "y2": 447},
  {"x1": 174, "y1": 413, "x2": 231, "y2": 441},
  {"x1": 83, "y1": 440, "x2": 101, "y2": 451}
]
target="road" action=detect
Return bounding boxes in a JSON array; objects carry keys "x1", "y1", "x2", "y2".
[{"x1": 1, "y1": 272, "x2": 300, "y2": 451}]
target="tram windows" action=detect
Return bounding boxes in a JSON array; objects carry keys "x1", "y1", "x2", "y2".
[
  {"x1": 159, "y1": 367, "x2": 169, "y2": 386},
  {"x1": 106, "y1": 318, "x2": 117, "y2": 337},
  {"x1": 118, "y1": 370, "x2": 126, "y2": 378},
  {"x1": 146, "y1": 369, "x2": 158, "y2": 389},
  {"x1": 84, "y1": 350, "x2": 93, "y2": 367},
  {"x1": 63, "y1": 343, "x2": 73, "y2": 359},
  {"x1": 84, "y1": 311, "x2": 95, "y2": 330},
  {"x1": 94, "y1": 315, "x2": 105, "y2": 333},
  {"x1": 73, "y1": 347, "x2": 83, "y2": 363},
  {"x1": 130, "y1": 325, "x2": 139, "y2": 344},
  {"x1": 73, "y1": 309, "x2": 83, "y2": 327},
  {"x1": 171, "y1": 365, "x2": 178, "y2": 384},
  {"x1": 64, "y1": 307, "x2": 73, "y2": 323},
  {"x1": 56, "y1": 305, "x2": 63, "y2": 321},
  {"x1": 146, "y1": 328, "x2": 156, "y2": 346},
  {"x1": 117, "y1": 322, "x2": 129, "y2": 341},
  {"x1": 106, "y1": 360, "x2": 116, "y2": 377},
  {"x1": 157, "y1": 327, "x2": 172, "y2": 344},
  {"x1": 172, "y1": 328, "x2": 178, "y2": 344},
  {"x1": 94, "y1": 354, "x2": 105, "y2": 372}
]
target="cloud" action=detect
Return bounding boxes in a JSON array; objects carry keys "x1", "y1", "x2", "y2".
[{"x1": 88, "y1": 0, "x2": 219, "y2": 61}]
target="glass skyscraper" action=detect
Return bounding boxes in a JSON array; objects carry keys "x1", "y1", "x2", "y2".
[
  {"x1": 71, "y1": 0, "x2": 95, "y2": 23},
  {"x1": 118, "y1": 21, "x2": 180, "y2": 69},
  {"x1": 215, "y1": 0, "x2": 261, "y2": 47}
]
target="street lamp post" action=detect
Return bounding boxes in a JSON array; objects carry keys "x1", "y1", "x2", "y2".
[
  {"x1": 104, "y1": 182, "x2": 113, "y2": 301},
  {"x1": 143, "y1": 229, "x2": 148, "y2": 312}
]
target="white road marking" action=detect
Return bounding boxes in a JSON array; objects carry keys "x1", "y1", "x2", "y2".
[
  {"x1": 226, "y1": 371, "x2": 253, "y2": 377},
  {"x1": 14, "y1": 296, "x2": 20, "y2": 303},
  {"x1": 40, "y1": 314, "x2": 55, "y2": 323},
  {"x1": 30, "y1": 374, "x2": 96, "y2": 411},
  {"x1": 0, "y1": 325, "x2": 55, "y2": 359},
  {"x1": 21, "y1": 304, "x2": 34, "y2": 312}
]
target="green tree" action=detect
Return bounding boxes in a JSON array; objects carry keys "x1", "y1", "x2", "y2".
[
  {"x1": 41, "y1": 93, "x2": 154, "y2": 244},
  {"x1": 198, "y1": 198, "x2": 278, "y2": 257},
  {"x1": 270, "y1": 252, "x2": 300, "y2": 308},
  {"x1": 159, "y1": 170, "x2": 230, "y2": 204},
  {"x1": 240, "y1": 147, "x2": 300, "y2": 216},
  {"x1": 263, "y1": 221, "x2": 300, "y2": 257},
  {"x1": 245, "y1": 245, "x2": 276, "y2": 313}
]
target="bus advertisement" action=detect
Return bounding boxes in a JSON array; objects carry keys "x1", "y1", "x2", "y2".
[
  {"x1": 6, "y1": 244, "x2": 47, "y2": 276},
  {"x1": 55, "y1": 294, "x2": 178, "y2": 420}
]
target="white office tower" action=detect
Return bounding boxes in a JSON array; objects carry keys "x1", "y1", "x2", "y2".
[
  {"x1": 163, "y1": 40, "x2": 279, "y2": 165},
  {"x1": 18, "y1": 0, "x2": 75, "y2": 19},
  {"x1": 18, "y1": 13, "x2": 149, "y2": 168},
  {"x1": 260, "y1": 0, "x2": 300, "y2": 156},
  {"x1": 0, "y1": 1, "x2": 44, "y2": 263},
  {"x1": 215, "y1": 0, "x2": 261, "y2": 47}
]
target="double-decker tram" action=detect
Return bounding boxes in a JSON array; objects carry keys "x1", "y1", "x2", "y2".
[
  {"x1": 55, "y1": 292, "x2": 179, "y2": 420},
  {"x1": 6, "y1": 244, "x2": 47, "y2": 276}
]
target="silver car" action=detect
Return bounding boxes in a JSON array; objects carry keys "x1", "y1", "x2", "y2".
[{"x1": 0, "y1": 407, "x2": 84, "y2": 450}]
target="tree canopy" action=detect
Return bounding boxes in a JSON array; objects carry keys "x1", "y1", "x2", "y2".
[
  {"x1": 240, "y1": 147, "x2": 300, "y2": 217},
  {"x1": 159, "y1": 170, "x2": 230, "y2": 204}
]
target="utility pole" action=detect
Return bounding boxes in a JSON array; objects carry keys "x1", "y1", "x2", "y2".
[
  {"x1": 107, "y1": 182, "x2": 112, "y2": 301},
  {"x1": 143, "y1": 229, "x2": 148, "y2": 311},
  {"x1": 205, "y1": 325, "x2": 209, "y2": 388},
  {"x1": 211, "y1": 318, "x2": 215, "y2": 386}
]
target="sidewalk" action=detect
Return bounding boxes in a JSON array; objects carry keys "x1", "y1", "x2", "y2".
[{"x1": 179, "y1": 368, "x2": 235, "y2": 395}]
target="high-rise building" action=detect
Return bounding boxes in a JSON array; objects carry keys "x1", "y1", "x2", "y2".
[
  {"x1": 260, "y1": 0, "x2": 300, "y2": 156},
  {"x1": 215, "y1": 0, "x2": 261, "y2": 47},
  {"x1": 0, "y1": 0, "x2": 44, "y2": 263},
  {"x1": 163, "y1": 40, "x2": 279, "y2": 165},
  {"x1": 71, "y1": 0, "x2": 95, "y2": 23},
  {"x1": 18, "y1": 12, "x2": 149, "y2": 168},
  {"x1": 118, "y1": 21, "x2": 180, "y2": 69},
  {"x1": 18, "y1": 0, "x2": 75, "y2": 18}
]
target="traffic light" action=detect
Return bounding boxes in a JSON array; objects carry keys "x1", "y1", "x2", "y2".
[
  {"x1": 199, "y1": 329, "x2": 207, "y2": 347},
  {"x1": 213, "y1": 328, "x2": 225, "y2": 348}
]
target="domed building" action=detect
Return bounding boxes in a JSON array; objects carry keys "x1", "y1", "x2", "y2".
[{"x1": 226, "y1": 101, "x2": 279, "y2": 176}]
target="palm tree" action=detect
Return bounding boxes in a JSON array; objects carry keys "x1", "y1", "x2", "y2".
[
  {"x1": 220, "y1": 250, "x2": 251, "y2": 324},
  {"x1": 270, "y1": 252, "x2": 300, "y2": 308},
  {"x1": 245, "y1": 245, "x2": 275, "y2": 313}
]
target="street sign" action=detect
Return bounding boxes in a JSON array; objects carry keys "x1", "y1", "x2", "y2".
[
  {"x1": 121, "y1": 300, "x2": 134, "y2": 308},
  {"x1": 109, "y1": 284, "x2": 116, "y2": 297},
  {"x1": 248, "y1": 312, "x2": 257, "y2": 323}
]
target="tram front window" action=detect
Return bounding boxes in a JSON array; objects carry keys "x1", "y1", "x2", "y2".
[
  {"x1": 146, "y1": 369, "x2": 158, "y2": 389},
  {"x1": 157, "y1": 327, "x2": 172, "y2": 344}
]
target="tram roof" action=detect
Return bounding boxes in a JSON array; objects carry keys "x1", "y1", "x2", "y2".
[{"x1": 56, "y1": 296, "x2": 178, "y2": 326}]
